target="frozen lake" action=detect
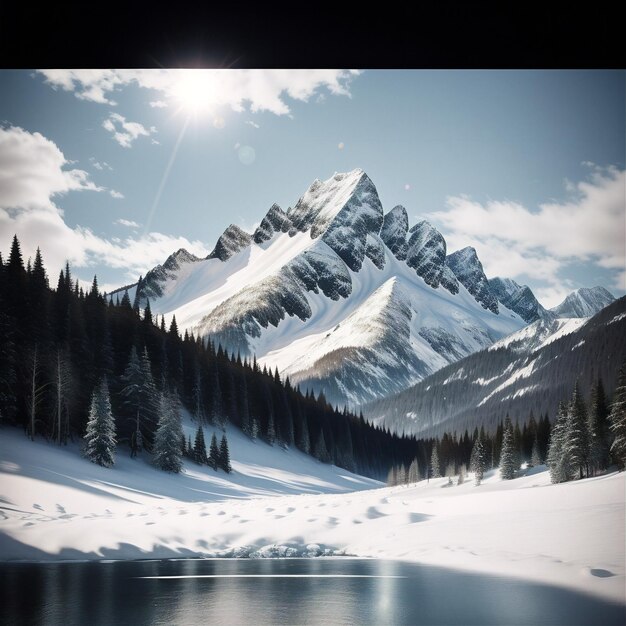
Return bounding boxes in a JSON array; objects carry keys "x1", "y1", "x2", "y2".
[{"x1": 1, "y1": 558, "x2": 624, "y2": 625}]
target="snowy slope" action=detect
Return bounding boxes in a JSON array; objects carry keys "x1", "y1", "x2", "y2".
[
  {"x1": 112, "y1": 169, "x2": 527, "y2": 406},
  {"x1": 365, "y1": 296, "x2": 626, "y2": 437},
  {"x1": 0, "y1": 428, "x2": 623, "y2": 605}
]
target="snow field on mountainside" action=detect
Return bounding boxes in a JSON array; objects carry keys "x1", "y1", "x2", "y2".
[{"x1": 1, "y1": 427, "x2": 623, "y2": 605}]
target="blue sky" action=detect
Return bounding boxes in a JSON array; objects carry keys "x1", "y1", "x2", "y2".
[{"x1": 0, "y1": 69, "x2": 623, "y2": 306}]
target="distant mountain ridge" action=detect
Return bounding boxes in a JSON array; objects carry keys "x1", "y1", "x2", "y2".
[{"x1": 364, "y1": 296, "x2": 626, "y2": 437}]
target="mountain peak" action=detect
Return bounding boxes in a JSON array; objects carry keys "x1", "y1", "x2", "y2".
[
  {"x1": 447, "y1": 247, "x2": 498, "y2": 313},
  {"x1": 253, "y1": 204, "x2": 292, "y2": 244},
  {"x1": 489, "y1": 276, "x2": 548, "y2": 323},
  {"x1": 207, "y1": 224, "x2": 252, "y2": 261},
  {"x1": 405, "y1": 220, "x2": 449, "y2": 289},
  {"x1": 380, "y1": 205, "x2": 409, "y2": 260},
  {"x1": 551, "y1": 286, "x2": 615, "y2": 318},
  {"x1": 288, "y1": 169, "x2": 383, "y2": 272}
]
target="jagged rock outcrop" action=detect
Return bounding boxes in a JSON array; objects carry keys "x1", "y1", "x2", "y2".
[
  {"x1": 253, "y1": 204, "x2": 292, "y2": 244},
  {"x1": 380, "y1": 205, "x2": 408, "y2": 261},
  {"x1": 208, "y1": 224, "x2": 252, "y2": 261},
  {"x1": 447, "y1": 247, "x2": 499, "y2": 314},
  {"x1": 406, "y1": 220, "x2": 447, "y2": 288},
  {"x1": 489, "y1": 277, "x2": 549, "y2": 323}
]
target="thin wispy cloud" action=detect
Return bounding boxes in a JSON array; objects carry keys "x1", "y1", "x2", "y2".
[
  {"x1": 109, "y1": 190, "x2": 124, "y2": 199},
  {"x1": 37, "y1": 69, "x2": 362, "y2": 116},
  {"x1": 89, "y1": 157, "x2": 113, "y2": 171},
  {"x1": 115, "y1": 218, "x2": 140, "y2": 228},
  {"x1": 103, "y1": 113, "x2": 156, "y2": 148},
  {"x1": 245, "y1": 120, "x2": 260, "y2": 129}
]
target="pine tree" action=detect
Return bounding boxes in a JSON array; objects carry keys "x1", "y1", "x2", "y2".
[
  {"x1": 84, "y1": 378, "x2": 116, "y2": 467},
  {"x1": 408, "y1": 458, "x2": 419, "y2": 483},
  {"x1": 588, "y1": 378, "x2": 611, "y2": 473},
  {"x1": 193, "y1": 424, "x2": 208, "y2": 465},
  {"x1": 208, "y1": 433, "x2": 220, "y2": 470},
  {"x1": 314, "y1": 429, "x2": 331, "y2": 463},
  {"x1": 153, "y1": 390, "x2": 184, "y2": 473},
  {"x1": 457, "y1": 464, "x2": 466, "y2": 485},
  {"x1": 120, "y1": 345, "x2": 142, "y2": 438},
  {"x1": 139, "y1": 347, "x2": 159, "y2": 449},
  {"x1": 565, "y1": 382, "x2": 590, "y2": 479},
  {"x1": 530, "y1": 437, "x2": 541, "y2": 467},
  {"x1": 386, "y1": 466, "x2": 396, "y2": 486},
  {"x1": 609, "y1": 364, "x2": 626, "y2": 469},
  {"x1": 430, "y1": 444, "x2": 441, "y2": 478},
  {"x1": 547, "y1": 402, "x2": 572, "y2": 483},
  {"x1": 219, "y1": 434, "x2": 232, "y2": 473},
  {"x1": 396, "y1": 464, "x2": 407, "y2": 485},
  {"x1": 499, "y1": 417, "x2": 518, "y2": 480},
  {"x1": 470, "y1": 436, "x2": 486, "y2": 485},
  {"x1": 266, "y1": 411, "x2": 276, "y2": 445}
]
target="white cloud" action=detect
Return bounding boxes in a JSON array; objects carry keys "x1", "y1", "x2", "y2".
[
  {"x1": 89, "y1": 157, "x2": 113, "y2": 171},
  {"x1": 427, "y1": 166, "x2": 625, "y2": 307},
  {"x1": 109, "y1": 190, "x2": 124, "y2": 199},
  {"x1": 0, "y1": 125, "x2": 103, "y2": 212},
  {"x1": 0, "y1": 125, "x2": 208, "y2": 283},
  {"x1": 245, "y1": 120, "x2": 260, "y2": 129},
  {"x1": 103, "y1": 113, "x2": 155, "y2": 148},
  {"x1": 149, "y1": 100, "x2": 168, "y2": 108},
  {"x1": 115, "y1": 218, "x2": 140, "y2": 228},
  {"x1": 37, "y1": 69, "x2": 362, "y2": 116}
]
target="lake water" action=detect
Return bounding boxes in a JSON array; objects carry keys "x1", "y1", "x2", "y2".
[{"x1": 1, "y1": 558, "x2": 623, "y2": 625}]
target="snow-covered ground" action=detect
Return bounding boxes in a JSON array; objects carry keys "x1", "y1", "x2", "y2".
[{"x1": 0, "y1": 426, "x2": 624, "y2": 605}]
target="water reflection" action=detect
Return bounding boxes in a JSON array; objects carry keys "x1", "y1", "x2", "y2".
[{"x1": 1, "y1": 558, "x2": 623, "y2": 626}]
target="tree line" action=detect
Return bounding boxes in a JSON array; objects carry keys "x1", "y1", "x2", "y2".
[
  {"x1": 386, "y1": 374, "x2": 626, "y2": 487},
  {"x1": 0, "y1": 235, "x2": 427, "y2": 478}
]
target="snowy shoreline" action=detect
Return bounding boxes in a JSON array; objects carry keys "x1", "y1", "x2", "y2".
[{"x1": 1, "y1": 427, "x2": 624, "y2": 606}]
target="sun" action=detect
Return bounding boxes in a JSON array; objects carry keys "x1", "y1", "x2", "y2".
[{"x1": 172, "y1": 70, "x2": 217, "y2": 115}]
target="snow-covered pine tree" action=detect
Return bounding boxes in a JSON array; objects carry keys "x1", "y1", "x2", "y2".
[
  {"x1": 84, "y1": 378, "x2": 116, "y2": 467},
  {"x1": 457, "y1": 464, "x2": 466, "y2": 485},
  {"x1": 139, "y1": 347, "x2": 159, "y2": 450},
  {"x1": 250, "y1": 416, "x2": 259, "y2": 440},
  {"x1": 499, "y1": 417, "x2": 518, "y2": 480},
  {"x1": 208, "y1": 432, "x2": 220, "y2": 470},
  {"x1": 470, "y1": 436, "x2": 486, "y2": 485},
  {"x1": 396, "y1": 464, "x2": 407, "y2": 485},
  {"x1": 565, "y1": 382, "x2": 590, "y2": 479},
  {"x1": 408, "y1": 458, "x2": 419, "y2": 483},
  {"x1": 609, "y1": 364, "x2": 626, "y2": 469},
  {"x1": 193, "y1": 424, "x2": 208, "y2": 465},
  {"x1": 219, "y1": 434, "x2": 232, "y2": 473},
  {"x1": 547, "y1": 402, "x2": 571, "y2": 483},
  {"x1": 153, "y1": 389, "x2": 184, "y2": 473},
  {"x1": 530, "y1": 437, "x2": 541, "y2": 467},
  {"x1": 430, "y1": 445, "x2": 441, "y2": 478},
  {"x1": 386, "y1": 466, "x2": 396, "y2": 486},
  {"x1": 120, "y1": 345, "x2": 142, "y2": 451}
]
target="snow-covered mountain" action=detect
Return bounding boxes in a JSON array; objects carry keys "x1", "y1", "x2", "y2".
[
  {"x1": 488, "y1": 277, "x2": 550, "y2": 323},
  {"x1": 550, "y1": 286, "x2": 615, "y2": 318},
  {"x1": 364, "y1": 297, "x2": 626, "y2": 437},
  {"x1": 115, "y1": 169, "x2": 530, "y2": 406}
]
